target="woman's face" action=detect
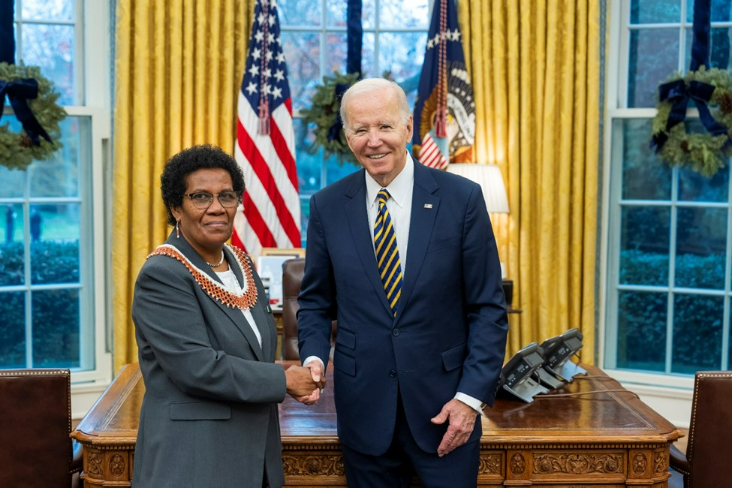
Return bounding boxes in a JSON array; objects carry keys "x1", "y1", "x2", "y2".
[{"x1": 170, "y1": 168, "x2": 237, "y2": 255}]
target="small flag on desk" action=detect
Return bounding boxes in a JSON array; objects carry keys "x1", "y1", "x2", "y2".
[
  {"x1": 233, "y1": 0, "x2": 301, "y2": 256},
  {"x1": 412, "y1": 0, "x2": 475, "y2": 170}
]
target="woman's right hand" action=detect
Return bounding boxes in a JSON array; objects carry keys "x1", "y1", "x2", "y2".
[{"x1": 285, "y1": 365, "x2": 321, "y2": 398}]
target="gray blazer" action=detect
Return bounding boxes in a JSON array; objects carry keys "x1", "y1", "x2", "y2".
[{"x1": 131, "y1": 232, "x2": 286, "y2": 488}]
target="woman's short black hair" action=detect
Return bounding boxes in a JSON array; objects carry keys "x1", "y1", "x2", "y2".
[{"x1": 161, "y1": 144, "x2": 245, "y2": 226}]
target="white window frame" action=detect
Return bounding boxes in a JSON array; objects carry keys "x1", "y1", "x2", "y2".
[
  {"x1": 70, "y1": 0, "x2": 113, "y2": 416},
  {"x1": 598, "y1": 0, "x2": 712, "y2": 426},
  {"x1": 4, "y1": 0, "x2": 113, "y2": 416}
]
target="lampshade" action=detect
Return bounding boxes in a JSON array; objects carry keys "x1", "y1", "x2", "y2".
[{"x1": 446, "y1": 164, "x2": 509, "y2": 213}]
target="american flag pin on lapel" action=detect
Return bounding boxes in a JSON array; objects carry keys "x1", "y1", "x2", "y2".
[{"x1": 424, "y1": 203, "x2": 433, "y2": 209}]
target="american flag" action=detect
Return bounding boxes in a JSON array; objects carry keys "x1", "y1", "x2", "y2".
[{"x1": 233, "y1": 0, "x2": 301, "y2": 255}]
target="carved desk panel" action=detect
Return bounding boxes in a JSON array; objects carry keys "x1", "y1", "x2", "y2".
[{"x1": 72, "y1": 363, "x2": 680, "y2": 487}]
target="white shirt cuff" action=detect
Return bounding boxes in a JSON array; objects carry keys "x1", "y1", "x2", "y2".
[
  {"x1": 455, "y1": 392, "x2": 487, "y2": 417},
  {"x1": 302, "y1": 356, "x2": 325, "y2": 370}
]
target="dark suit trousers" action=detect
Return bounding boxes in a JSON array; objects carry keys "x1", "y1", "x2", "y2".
[{"x1": 341, "y1": 392, "x2": 480, "y2": 488}]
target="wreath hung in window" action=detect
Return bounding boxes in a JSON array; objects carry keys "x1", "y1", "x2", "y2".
[
  {"x1": 0, "y1": 62, "x2": 67, "y2": 171},
  {"x1": 651, "y1": 67, "x2": 732, "y2": 178},
  {"x1": 299, "y1": 71, "x2": 360, "y2": 166}
]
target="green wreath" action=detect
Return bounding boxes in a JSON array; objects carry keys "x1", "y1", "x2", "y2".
[
  {"x1": 0, "y1": 63, "x2": 67, "y2": 171},
  {"x1": 651, "y1": 67, "x2": 732, "y2": 178},
  {"x1": 299, "y1": 71, "x2": 360, "y2": 166}
]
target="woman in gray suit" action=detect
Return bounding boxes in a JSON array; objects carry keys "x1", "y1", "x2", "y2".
[{"x1": 131, "y1": 145, "x2": 320, "y2": 487}]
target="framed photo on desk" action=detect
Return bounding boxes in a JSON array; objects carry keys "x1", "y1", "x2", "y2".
[{"x1": 257, "y1": 248, "x2": 305, "y2": 312}]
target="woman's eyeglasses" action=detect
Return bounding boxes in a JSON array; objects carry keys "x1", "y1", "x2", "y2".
[{"x1": 184, "y1": 191, "x2": 241, "y2": 209}]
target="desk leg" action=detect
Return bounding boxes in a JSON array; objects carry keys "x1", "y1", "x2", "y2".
[{"x1": 81, "y1": 446, "x2": 134, "y2": 487}]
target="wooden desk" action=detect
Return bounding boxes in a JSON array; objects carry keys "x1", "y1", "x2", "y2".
[{"x1": 72, "y1": 363, "x2": 680, "y2": 487}]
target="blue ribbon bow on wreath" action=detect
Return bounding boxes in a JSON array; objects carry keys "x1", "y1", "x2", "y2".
[
  {"x1": 651, "y1": 0, "x2": 730, "y2": 155},
  {"x1": 651, "y1": 78, "x2": 729, "y2": 151},
  {"x1": 0, "y1": 78, "x2": 53, "y2": 146},
  {"x1": 0, "y1": 1, "x2": 53, "y2": 147}
]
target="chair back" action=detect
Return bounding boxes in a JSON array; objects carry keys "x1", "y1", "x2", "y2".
[
  {"x1": 281, "y1": 258, "x2": 336, "y2": 360},
  {"x1": 686, "y1": 371, "x2": 732, "y2": 487},
  {"x1": 0, "y1": 369, "x2": 79, "y2": 487}
]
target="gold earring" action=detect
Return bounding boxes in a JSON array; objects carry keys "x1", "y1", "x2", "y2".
[{"x1": 176, "y1": 220, "x2": 180, "y2": 239}]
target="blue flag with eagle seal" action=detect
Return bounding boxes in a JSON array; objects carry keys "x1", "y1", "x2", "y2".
[{"x1": 412, "y1": 0, "x2": 475, "y2": 169}]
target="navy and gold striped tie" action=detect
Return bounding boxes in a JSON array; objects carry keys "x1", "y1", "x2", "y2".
[{"x1": 374, "y1": 189, "x2": 403, "y2": 316}]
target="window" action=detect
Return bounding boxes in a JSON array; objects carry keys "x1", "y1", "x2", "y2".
[
  {"x1": 603, "y1": 0, "x2": 732, "y2": 385},
  {"x1": 278, "y1": 0, "x2": 430, "y2": 242},
  {"x1": 0, "y1": 0, "x2": 111, "y2": 387}
]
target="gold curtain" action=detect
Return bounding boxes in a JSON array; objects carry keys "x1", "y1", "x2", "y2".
[
  {"x1": 458, "y1": 0, "x2": 602, "y2": 363},
  {"x1": 113, "y1": 0, "x2": 254, "y2": 373}
]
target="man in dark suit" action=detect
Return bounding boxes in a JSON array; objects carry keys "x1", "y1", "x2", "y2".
[{"x1": 297, "y1": 78, "x2": 508, "y2": 487}]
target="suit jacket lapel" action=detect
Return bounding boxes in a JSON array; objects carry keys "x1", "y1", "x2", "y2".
[
  {"x1": 165, "y1": 232, "x2": 264, "y2": 361},
  {"x1": 344, "y1": 171, "x2": 394, "y2": 317},
  {"x1": 398, "y1": 160, "x2": 440, "y2": 324}
]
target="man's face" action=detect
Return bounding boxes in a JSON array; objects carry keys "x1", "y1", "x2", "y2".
[{"x1": 344, "y1": 89, "x2": 413, "y2": 187}]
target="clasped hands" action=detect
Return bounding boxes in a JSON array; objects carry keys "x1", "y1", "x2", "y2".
[{"x1": 284, "y1": 362, "x2": 325, "y2": 405}]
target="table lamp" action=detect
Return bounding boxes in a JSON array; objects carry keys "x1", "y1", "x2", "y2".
[{"x1": 446, "y1": 163, "x2": 509, "y2": 277}]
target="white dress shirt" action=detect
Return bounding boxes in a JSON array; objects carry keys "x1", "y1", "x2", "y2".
[{"x1": 216, "y1": 269, "x2": 262, "y2": 347}]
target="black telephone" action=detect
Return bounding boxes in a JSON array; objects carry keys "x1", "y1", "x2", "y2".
[
  {"x1": 539, "y1": 328, "x2": 587, "y2": 383},
  {"x1": 498, "y1": 342, "x2": 549, "y2": 403}
]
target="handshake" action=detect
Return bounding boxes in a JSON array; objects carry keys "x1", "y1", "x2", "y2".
[{"x1": 284, "y1": 362, "x2": 326, "y2": 405}]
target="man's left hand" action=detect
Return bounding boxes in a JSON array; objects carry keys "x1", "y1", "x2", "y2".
[{"x1": 430, "y1": 399, "x2": 478, "y2": 457}]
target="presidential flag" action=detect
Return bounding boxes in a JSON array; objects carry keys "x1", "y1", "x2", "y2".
[
  {"x1": 412, "y1": 0, "x2": 475, "y2": 169},
  {"x1": 233, "y1": 0, "x2": 301, "y2": 255}
]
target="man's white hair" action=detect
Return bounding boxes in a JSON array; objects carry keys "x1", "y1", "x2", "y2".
[{"x1": 340, "y1": 78, "x2": 411, "y2": 132}]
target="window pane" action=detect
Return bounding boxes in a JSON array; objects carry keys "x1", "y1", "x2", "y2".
[
  {"x1": 1, "y1": 203, "x2": 24, "y2": 247},
  {"x1": 282, "y1": 31, "x2": 319, "y2": 111},
  {"x1": 628, "y1": 29, "x2": 679, "y2": 108},
  {"x1": 678, "y1": 164, "x2": 729, "y2": 202},
  {"x1": 362, "y1": 32, "x2": 376, "y2": 78},
  {"x1": 361, "y1": 0, "x2": 376, "y2": 29},
  {"x1": 325, "y1": 0, "x2": 378, "y2": 29},
  {"x1": 0, "y1": 204, "x2": 25, "y2": 286},
  {"x1": 0, "y1": 291, "x2": 26, "y2": 368},
  {"x1": 32, "y1": 288, "x2": 80, "y2": 367},
  {"x1": 299, "y1": 194, "x2": 312, "y2": 245},
  {"x1": 684, "y1": 26, "x2": 732, "y2": 70},
  {"x1": 30, "y1": 203, "x2": 80, "y2": 285},
  {"x1": 378, "y1": 32, "x2": 426, "y2": 101},
  {"x1": 631, "y1": 0, "x2": 681, "y2": 24},
  {"x1": 295, "y1": 120, "x2": 323, "y2": 194},
  {"x1": 326, "y1": 0, "x2": 346, "y2": 26},
  {"x1": 325, "y1": 32, "x2": 347, "y2": 74},
  {"x1": 21, "y1": 0, "x2": 74, "y2": 21},
  {"x1": 279, "y1": 0, "x2": 321, "y2": 26},
  {"x1": 672, "y1": 294, "x2": 723, "y2": 373},
  {"x1": 21, "y1": 23, "x2": 75, "y2": 105},
  {"x1": 30, "y1": 117, "x2": 86, "y2": 198},
  {"x1": 379, "y1": 0, "x2": 429, "y2": 29},
  {"x1": 325, "y1": 155, "x2": 359, "y2": 186},
  {"x1": 621, "y1": 119, "x2": 672, "y2": 200},
  {"x1": 619, "y1": 206, "x2": 670, "y2": 285},
  {"x1": 0, "y1": 166, "x2": 26, "y2": 198},
  {"x1": 616, "y1": 291, "x2": 667, "y2": 371},
  {"x1": 687, "y1": 0, "x2": 732, "y2": 22},
  {"x1": 676, "y1": 207, "x2": 726, "y2": 289}
]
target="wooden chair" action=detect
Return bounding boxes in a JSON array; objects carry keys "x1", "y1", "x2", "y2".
[
  {"x1": 669, "y1": 371, "x2": 732, "y2": 487},
  {"x1": 281, "y1": 258, "x2": 336, "y2": 360},
  {"x1": 0, "y1": 369, "x2": 82, "y2": 487}
]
